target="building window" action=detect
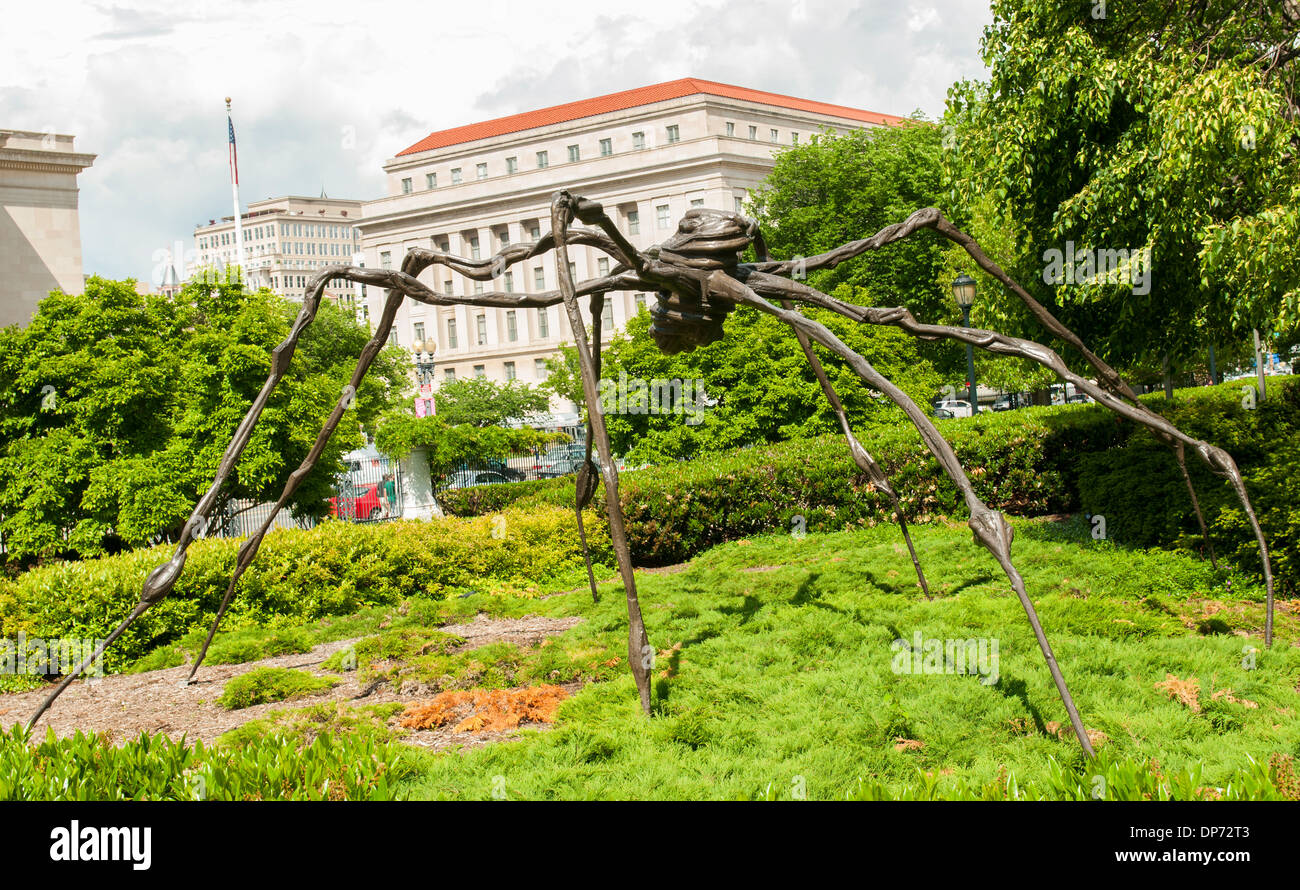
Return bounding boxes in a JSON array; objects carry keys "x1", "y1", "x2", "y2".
[
  {"x1": 567, "y1": 144, "x2": 580, "y2": 162},
  {"x1": 506, "y1": 156, "x2": 517, "y2": 173},
  {"x1": 529, "y1": 224, "x2": 540, "y2": 240},
  {"x1": 748, "y1": 125, "x2": 757, "y2": 140},
  {"x1": 632, "y1": 131, "x2": 645, "y2": 150},
  {"x1": 473, "y1": 364, "x2": 486, "y2": 379},
  {"x1": 537, "y1": 307, "x2": 549, "y2": 338},
  {"x1": 476, "y1": 315, "x2": 487, "y2": 345},
  {"x1": 666, "y1": 125, "x2": 679, "y2": 144},
  {"x1": 447, "y1": 318, "x2": 458, "y2": 348},
  {"x1": 451, "y1": 167, "x2": 462, "y2": 184},
  {"x1": 476, "y1": 162, "x2": 487, "y2": 180},
  {"x1": 444, "y1": 368, "x2": 456, "y2": 382},
  {"x1": 601, "y1": 300, "x2": 614, "y2": 330},
  {"x1": 635, "y1": 293, "x2": 647, "y2": 311},
  {"x1": 656, "y1": 204, "x2": 670, "y2": 229},
  {"x1": 506, "y1": 310, "x2": 518, "y2": 341},
  {"x1": 533, "y1": 267, "x2": 545, "y2": 290},
  {"x1": 388, "y1": 330, "x2": 399, "y2": 346},
  {"x1": 599, "y1": 138, "x2": 612, "y2": 156},
  {"x1": 535, "y1": 358, "x2": 547, "y2": 379},
  {"x1": 536, "y1": 151, "x2": 548, "y2": 168},
  {"x1": 443, "y1": 280, "x2": 454, "y2": 295},
  {"x1": 567, "y1": 261, "x2": 576, "y2": 281},
  {"x1": 380, "y1": 251, "x2": 392, "y2": 270},
  {"x1": 770, "y1": 128, "x2": 779, "y2": 142},
  {"x1": 469, "y1": 236, "x2": 480, "y2": 260},
  {"x1": 627, "y1": 209, "x2": 639, "y2": 235},
  {"x1": 597, "y1": 257, "x2": 609, "y2": 276},
  {"x1": 735, "y1": 196, "x2": 744, "y2": 213},
  {"x1": 401, "y1": 178, "x2": 412, "y2": 194},
  {"x1": 473, "y1": 281, "x2": 484, "y2": 295},
  {"x1": 499, "y1": 230, "x2": 510, "y2": 247},
  {"x1": 503, "y1": 271, "x2": 513, "y2": 292},
  {"x1": 690, "y1": 198, "x2": 705, "y2": 208},
  {"x1": 413, "y1": 321, "x2": 425, "y2": 342},
  {"x1": 726, "y1": 122, "x2": 735, "y2": 137},
  {"x1": 504, "y1": 361, "x2": 516, "y2": 380}
]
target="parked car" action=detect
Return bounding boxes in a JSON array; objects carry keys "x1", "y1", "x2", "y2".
[
  {"x1": 445, "y1": 470, "x2": 514, "y2": 490},
  {"x1": 933, "y1": 407, "x2": 956, "y2": 419},
  {"x1": 329, "y1": 482, "x2": 382, "y2": 520},
  {"x1": 933, "y1": 399, "x2": 972, "y2": 418},
  {"x1": 480, "y1": 458, "x2": 527, "y2": 482},
  {"x1": 534, "y1": 443, "x2": 599, "y2": 478}
]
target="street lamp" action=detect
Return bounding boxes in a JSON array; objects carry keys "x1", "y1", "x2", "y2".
[
  {"x1": 952, "y1": 274, "x2": 979, "y2": 415},
  {"x1": 411, "y1": 340, "x2": 437, "y2": 417}
]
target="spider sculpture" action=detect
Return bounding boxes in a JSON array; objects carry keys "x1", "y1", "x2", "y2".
[{"x1": 27, "y1": 190, "x2": 1277, "y2": 758}]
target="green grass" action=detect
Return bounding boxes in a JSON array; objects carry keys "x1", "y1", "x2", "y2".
[
  {"x1": 9, "y1": 514, "x2": 1297, "y2": 799},
  {"x1": 377, "y1": 517, "x2": 1300, "y2": 800}
]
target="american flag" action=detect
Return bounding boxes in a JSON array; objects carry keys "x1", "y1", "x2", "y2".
[{"x1": 227, "y1": 114, "x2": 239, "y2": 185}]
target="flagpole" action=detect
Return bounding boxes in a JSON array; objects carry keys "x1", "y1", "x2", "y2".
[{"x1": 226, "y1": 97, "x2": 246, "y2": 286}]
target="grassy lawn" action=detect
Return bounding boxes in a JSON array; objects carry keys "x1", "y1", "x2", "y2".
[
  {"x1": 8, "y1": 515, "x2": 1298, "y2": 800},
  {"x1": 382, "y1": 516, "x2": 1300, "y2": 800}
]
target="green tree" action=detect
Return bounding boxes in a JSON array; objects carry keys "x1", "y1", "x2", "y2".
[
  {"x1": 431, "y1": 377, "x2": 551, "y2": 427},
  {"x1": 0, "y1": 277, "x2": 407, "y2": 563},
  {"x1": 748, "y1": 118, "x2": 963, "y2": 378},
  {"x1": 375, "y1": 414, "x2": 564, "y2": 481},
  {"x1": 945, "y1": 1, "x2": 1300, "y2": 376},
  {"x1": 547, "y1": 297, "x2": 942, "y2": 465}
]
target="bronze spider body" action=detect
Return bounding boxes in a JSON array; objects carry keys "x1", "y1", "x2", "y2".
[{"x1": 28, "y1": 191, "x2": 1277, "y2": 758}]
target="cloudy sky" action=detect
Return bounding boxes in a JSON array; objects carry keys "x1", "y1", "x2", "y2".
[{"x1": 4, "y1": 0, "x2": 993, "y2": 284}]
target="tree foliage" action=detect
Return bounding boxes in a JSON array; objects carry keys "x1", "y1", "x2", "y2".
[
  {"x1": 374, "y1": 414, "x2": 564, "y2": 480},
  {"x1": 945, "y1": 0, "x2": 1300, "y2": 371},
  {"x1": 0, "y1": 277, "x2": 407, "y2": 563},
  {"x1": 748, "y1": 119, "x2": 963, "y2": 375},
  {"x1": 430, "y1": 376, "x2": 551, "y2": 427},
  {"x1": 547, "y1": 299, "x2": 942, "y2": 465}
]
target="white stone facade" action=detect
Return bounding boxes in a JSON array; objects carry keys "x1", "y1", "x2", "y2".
[
  {"x1": 357, "y1": 79, "x2": 902, "y2": 414},
  {"x1": 0, "y1": 130, "x2": 95, "y2": 327}
]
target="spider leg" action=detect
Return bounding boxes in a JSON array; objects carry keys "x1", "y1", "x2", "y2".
[
  {"x1": 186, "y1": 277, "x2": 408, "y2": 682},
  {"x1": 25, "y1": 267, "x2": 351, "y2": 730},
  {"x1": 572, "y1": 292, "x2": 606, "y2": 604},
  {"x1": 749, "y1": 271, "x2": 1278, "y2": 647},
  {"x1": 715, "y1": 272, "x2": 1095, "y2": 757},
  {"x1": 749, "y1": 210, "x2": 1231, "y2": 586},
  {"x1": 552, "y1": 192, "x2": 653, "y2": 714},
  {"x1": 779, "y1": 299, "x2": 930, "y2": 597}
]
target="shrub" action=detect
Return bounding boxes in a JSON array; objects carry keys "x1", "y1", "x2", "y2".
[
  {"x1": 0, "y1": 724, "x2": 411, "y2": 800},
  {"x1": 0, "y1": 506, "x2": 611, "y2": 673},
  {"x1": 440, "y1": 379, "x2": 1297, "y2": 588},
  {"x1": 218, "y1": 667, "x2": 336, "y2": 710}
]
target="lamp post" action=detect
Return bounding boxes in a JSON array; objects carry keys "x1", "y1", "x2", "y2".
[
  {"x1": 411, "y1": 340, "x2": 437, "y2": 416},
  {"x1": 952, "y1": 274, "x2": 978, "y2": 415}
]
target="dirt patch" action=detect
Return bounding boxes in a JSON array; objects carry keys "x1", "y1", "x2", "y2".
[{"x1": 0, "y1": 614, "x2": 583, "y2": 749}]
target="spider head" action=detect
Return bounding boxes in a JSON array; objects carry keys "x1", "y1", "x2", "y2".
[{"x1": 657, "y1": 209, "x2": 758, "y2": 270}]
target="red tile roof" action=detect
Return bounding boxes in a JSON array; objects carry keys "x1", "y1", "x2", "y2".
[{"x1": 396, "y1": 78, "x2": 907, "y2": 156}]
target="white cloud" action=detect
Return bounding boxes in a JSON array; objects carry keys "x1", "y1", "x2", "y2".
[{"x1": 3, "y1": 0, "x2": 991, "y2": 282}]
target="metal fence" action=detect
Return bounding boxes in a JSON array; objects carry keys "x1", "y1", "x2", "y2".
[{"x1": 213, "y1": 454, "x2": 405, "y2": 540}]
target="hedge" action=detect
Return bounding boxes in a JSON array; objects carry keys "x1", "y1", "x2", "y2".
[
  {"x1": 0, "y1": 506, "x2": 611, "y2": 673},
  {"x1": 440, "y1": 378, "x2": 1298, "y2": 591}
]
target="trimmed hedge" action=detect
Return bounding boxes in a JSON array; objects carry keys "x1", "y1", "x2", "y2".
[
  {"x1": 440, "y1": 379, "x2": 1298, "y2": 591},
  {"x1": 0, "y1": 506, "x2": 610, "y2": 673}
]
